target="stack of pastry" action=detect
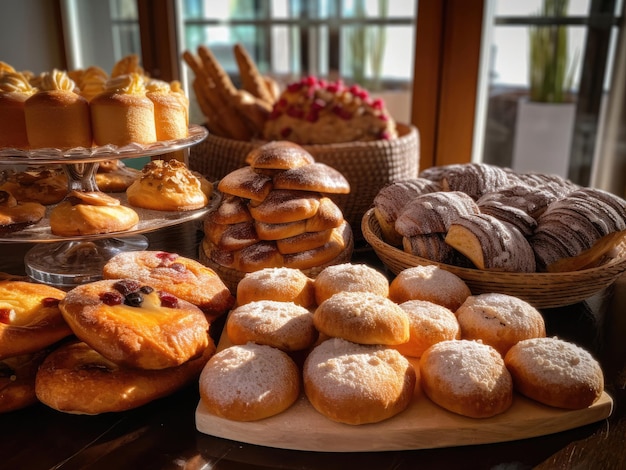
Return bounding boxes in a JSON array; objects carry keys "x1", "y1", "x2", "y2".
[
  {"x1": 373, "y1": 162, "x2": 626, "y2": 273},
  {"x1": 200, "y1": 141, "x2": 353, "y2": 280}
]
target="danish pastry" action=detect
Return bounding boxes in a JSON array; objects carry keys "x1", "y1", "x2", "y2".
[{"x1": 0, "y1": 190, "x2": 45, "y2": 234}]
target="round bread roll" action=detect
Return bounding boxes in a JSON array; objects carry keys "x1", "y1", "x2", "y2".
[
  {"x1": 236, "y1": 267, "x2": 316, "y2": 308},
  {"x1": 275, "y1": 228, "x2": 332, "y2": 255},
  {"x1": 245, "y1": 140, "x2": 316, "y2": 170},
  {"x1": 456, "y1": 293, "x2": 546, "y2": 356},
  {"x1": 283, "y1": 221, "x2": 351, "y2": 270},
  {"x1": 504, "y1": 337, "x2": 604, "y2": 409},
  {"x1": 272, "y1": 162, "x2": 350, "y2": 194},
  {"x1": 254, "y1": 219, "x2": 307, "y2": 241},
  {"x1": 0, "y1": 349, "x2": 51, "y2": 413},
  {"x1": 248, "y1": 190, "x2": 321, "y2": 224},
  {"x1": 217, "y1": 166, "x2": 273, "y2": 202},
  {"x1": 90, "y1": 72, "x2": 157, "y2": 146},
  {"x1": 304, "y1": 196, "x2": 344, "y2": 232},
  {"x1": 313, "y1": 291, "x2": 409, "y2": 345},
  {"x1": 127, "y1": 159, "x2": 209, "y2": 211},
  {"x1": 393, "y1": 300, "x2": 461, "y2": 358},
  {"x1": 314, "y1": 263, "x2": 389, "y2": 305},
  {"x1": 0, "y1": 281, "x2": 72, "y2": 359},
  {"x1": 420, "y1": 339, "x2": 513, "y2": 418},
  {"x1": 303, "y1": 338, "x2": 416, "y2": 425},
  {"x1": 0, "y1": 190, "x2": 46, "y2": 234},
  {"x1": 59, "y1": 279, "x2": 210, "y2": 370},
  {"x1": 207, "y1": 195, "x2": 252, "y2": 225},
  {"x1": 49, "y1": 190, "x2": 139, "y2": 236},
  {"x1": 227, "y1": 300, "x2": 317, "y2": 352},
  {"x1": 102, "y1": 250, "x2": 234, "y2": 320},
  {"x1": 199, "y1": 343, "x2": 300, "y2": 421},
  {"x1": 36, "y1": 340, "x2": 215, "y2": 415},
  {"x1": 389, "y1": 265, "x2": 471, "y2": 312}
]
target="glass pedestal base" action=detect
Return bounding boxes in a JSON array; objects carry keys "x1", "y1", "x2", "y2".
[{"x1": 24, "y1": 236, "x2": 148, "y2": 288}]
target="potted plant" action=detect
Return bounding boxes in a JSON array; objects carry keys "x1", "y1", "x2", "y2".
[{"x1": 511, "y1": 0, "x2": 578, "y2": 178}]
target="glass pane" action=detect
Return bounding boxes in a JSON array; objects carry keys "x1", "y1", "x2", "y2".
[{"x1": 480, "y1": 0, "x2": 622, "y2": 188}]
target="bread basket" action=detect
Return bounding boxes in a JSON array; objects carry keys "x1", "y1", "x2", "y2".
[
  {"x1": 362, "y1": 208, "x2": 626, "y2": 309},
  {"x1": 189, "y1": 123, "x2": 419, "y2": 244}
]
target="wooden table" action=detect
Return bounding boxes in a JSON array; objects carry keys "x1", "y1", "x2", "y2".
[{"x1": 1, "y1": 221, "x2": 625, "y2": 470}]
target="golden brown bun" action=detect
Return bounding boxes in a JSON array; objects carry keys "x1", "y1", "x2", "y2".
[
  {"x1": 226, "y1": 300, "x2": 318, "y2": 352},
  {"x1": 419, "y1": 340, "x2": 513, "y2": 418},
  {"x1": 389, "y1": 265, "x2": 471, "y2": 312},
  {"x1": 199, "y1": 343, "x2": 300, "y2": 421},
  {"x1": 59, "y1": 279, "x2": 210, "y2": 370},
  {"x1": 0, "y1": 190, "x2": 45, "y2": 234},
  {"x1": 456, "y1": 293, "x2": 546, "y2": 356},
  {"x1": 236, "y1": 267, "x2": 316, "y2": 308},
  {"x1": 36, "y1": 340, "x2": 215, "y2": 415},
  {"x1": 236, "y1": 240, "x2": 285, "y2": 272},
  {"x1": 255, "y1": 219, "x2": 307, "y2": 241},
  {"x1": 273, "y1": 162, "x2": 350, "y2": 194},
  {"x1": 303, "y1": 338, "x2": 416, "y2": 424},
  {"x1": 0, "y1": 281, "x2": 72, "y2": 359},
  {"x1": 445, "y1": 213, "x2": 536, "y2": 272},
  {"x1": 0, "y1": 167, "x2": 67, "y2": 205},
  {"x1": 282, "y1": 221, "x2": 351, "y2": 270},
  {"x1": 304, "y1": 196, "x2": 344, "y2": 232},
  {"x1": 314, "y1": 263, "x2": 389, "y2": 305},
  {"x1": 249, "y1": 190, "x2": 321, "y2": 224},
  {"x1": 504, "y1": 337, "x2": 604, "y2": 409},
  {"x1": 204, "y1": 220, "x2": 259, "y2": 252},
  {"x1": 0, "y1": 349, "x2": 51, "y2": 413},
  {"x1": 25, "y1": 90, "x2": 92, "y2": 148},
  {"x1": 49, "y1": 190, "x2": 139, "y2": 236},
  {"x1": 95, "y1": 160, "x2": 141, "y2": 192},
  {"x1": 246, "y1": 141, "x2": 316, "y2": 170},
  {"x1": 127, "y1": 159, "x2": 208, "y2": 211},
  {"x1": 90, "y1": 75, "x2": 157, "y2": 146},
  {"x1": 102, "y1": 250, "x2": 234, "y2": 320},
  {"x1": 275, "y1": 228, "x2": 332, "y2": 254},
  {"x1": 313, "y1": 291, "x2": 409, "y2": 346},
  {"x1": 217, "y1": 166, "x2": 273, "y2": 202},
  {"x1": 206, "y1": 195, "x2": 252, "y2": 225},
  {"x1": 393, "y1": 300, "x2": 461, "y2": 358}
]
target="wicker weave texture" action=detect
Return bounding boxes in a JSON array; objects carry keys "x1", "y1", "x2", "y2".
[{"x1": 362, "y1": 209, "x2": 626, "y2": 309}]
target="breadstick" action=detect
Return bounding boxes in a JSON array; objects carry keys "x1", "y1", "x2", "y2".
[
  {"x1": 233, "y1": 90, "x2": 272, "y2": 135},
  {"x1": 233, "y1": 43, "x2": 275, "y2": 104},
  {"x1": 262, "y1": 75, "x2": 281, "y2": 103},
  {"x1": 192, "y1": 79, "x2": 228, "y2": 137},
  {"x1": 197, "y1": 45, "x2": 239, "y2": 98}
]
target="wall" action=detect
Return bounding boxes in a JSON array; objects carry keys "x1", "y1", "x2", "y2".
[{"x1": 0, "y1": 0, "x2": 65, "y2": 74}]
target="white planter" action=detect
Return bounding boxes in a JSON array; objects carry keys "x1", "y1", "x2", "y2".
[{"x1": 511, "y1": 99, "x2": 576, "y2": 178}]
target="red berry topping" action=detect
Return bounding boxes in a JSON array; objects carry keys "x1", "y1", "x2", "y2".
[
  {"x1": 42, "y1": 297, "x2": 60, "y2": 308},
  {"x1": 169, "y1": 263, "x2": 186, "y2": 272},
  {"x1": 311, "y1": 98, "x2": 326, "y2": 111},
  {"x1": 332, "y1": 105, "x2": 352, "y2": 120},
  {"x1": 0, "y1": 308, "x2": 11, "y2": 324},
  {"x1": 287, "y1": 82, "x2": 303, "y2": 92},
  {"x1": 100, "y1": 292, "x2": 123, "y2": 306},
  {"x1": 113, "y1": 280, "x2": 142, "y2": 297},
  {"x1": 156, "y1": 252, "x2": 178, "y2": 262},
  {"x1": 286, "y1": 106, "x2": 304, "y2": 119},
  {"x1": 159, "y1": 292, "x2": 179, "y2": 309},
  {"x1": 372, "y1": 98, "x2": 384, "y2": 110},
  {"x1": 280, "y1": 127, "x2": 292, "y2": 138}
]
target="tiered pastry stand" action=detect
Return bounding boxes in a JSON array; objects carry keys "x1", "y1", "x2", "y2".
[{"x1": 0, "y1": 125, "x2": 209, "y2": 287}]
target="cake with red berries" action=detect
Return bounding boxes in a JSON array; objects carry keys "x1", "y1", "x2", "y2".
[{"x1": 263, "y1": 76, "x2": 398, "y2": 144}]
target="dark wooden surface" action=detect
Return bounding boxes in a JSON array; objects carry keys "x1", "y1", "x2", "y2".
[{"x1": 1, "y1": 221, "x2": 625, "y2": 470}]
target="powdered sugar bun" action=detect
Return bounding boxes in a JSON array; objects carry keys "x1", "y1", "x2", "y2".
[
  {"x1": 313, "y1": 291, "x2": 409, "y2": 345},
  {"x1": 206, "y1": 195, "x2": 252, "y2": 225},
  {"x1": 440, "y1": 163, "x2": 511, "y2": 199},
  {"x1": 199, "y1": 343, "x2": 300, "y2": 421},
  {"x1": 226, "y1": 300, "x2": 317, "y2": 351},
  {"x1": 314, "y1": 263, "x2": 389, "y2": 305},
  {"x1": 303, "y1": 337, "x2": 416, "y2": 425},
  {"x1": 217, "y1": 166, "x2": 273, "y2": 202},
  {"x1": 504, "y1": 337, "x2": 604, "y2": 409},
  {"x1": 236, "y1": 267, "x2": 316, "y2": 308},
  {"x1": 393, "y1": 300, "x2": 461, "y2": 358},
  {"x1": 255, "y1": 219, "x2": 307, "y2": 241},
  {"x1": 304, "y1": 196, "x2": 344, "y2": 232},
  {"x1": 249, "y1": 189, "x2": 321, "y2": 224},
  {"x1": 272, "y1": 162, "x2": 350, "y2": 194},
  {"x1": 456, "y1": 293, "x2": 546, "y2": 356},
  {"x1": 245, "y1": 140, "x2": 316, "y2": 170},
  {"x1": 419, "y1": 339, "x2": 513, "y2": 418},
  {"x1": 389, "y1": 265, "x2": 471, "y2": 312},
  {"x1": 275, "y1": 228, "x2": 333, "y2": 255}
]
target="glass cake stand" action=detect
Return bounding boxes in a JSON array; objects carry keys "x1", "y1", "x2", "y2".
[{"x1": 0, "y1": 125, "x2": 210, "y2": 287}]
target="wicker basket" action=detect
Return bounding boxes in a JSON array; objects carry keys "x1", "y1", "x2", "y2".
[
  {"x1": 198, "y1": 228, "x2": 354, "y2": 294},
  {"x1": 362, "y1": 209, "x2": 626, "y2": 309},
  {"x1": 189, "y1": 123, "x2": 419, "y2": 244}
]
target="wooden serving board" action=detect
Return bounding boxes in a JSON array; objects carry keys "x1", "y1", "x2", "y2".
[{"x1": 195, "y1": 336, "x2": 613, "y2": 452}]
